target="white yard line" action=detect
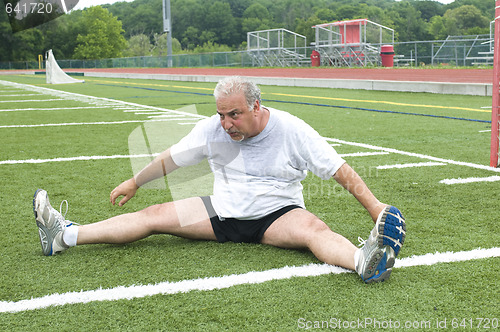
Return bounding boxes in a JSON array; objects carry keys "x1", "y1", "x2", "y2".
[
  {"x1": 0, "y1": 106, "x2": 120, "y2": 112},
  {"x1": 377, "y1": 161, "x2": 447, "y2": 169},
  {"x1": 0, "y1": 94, "x2": 42, "y2": 97},
  {"x1": 0, "y1": 247, "x2": 497, "y2": 313},
  {"x1": 0, "y1": 118, "x2": 198, "y2": 129},
  {"x1": 440, "y1": 176, "x2": 500, "y2": 185},
  {"x1": 325, "y1": 138, "x2": 500, "y2": 174},
  {"x1": 0, "y1": 80, "x2": 207, "y2": 119},
  {"x1": 0, "y1": 154, "x2": 159, "y2": 165},
  {"x1": 339, "y1": 152, "x2": 389, "y2": 158},
  {"x1": 0, "y1": 99, "x2": 63, "y2": 103}
]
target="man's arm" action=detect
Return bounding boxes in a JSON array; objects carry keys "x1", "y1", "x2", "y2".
[
  {"x1": 333, "y1": 163, "x2": 387, "y2": 222},
  {"x1": 110, "y1": 148, "x2": 179, "y2": 206}
]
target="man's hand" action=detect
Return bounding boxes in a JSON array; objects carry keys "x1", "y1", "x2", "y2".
[
  {"x1": 110, "y1": 178, "x2": 139, "y2": 207},
  {"x1": 333, "y1": 163, "x2": 387, "y2": 223}
]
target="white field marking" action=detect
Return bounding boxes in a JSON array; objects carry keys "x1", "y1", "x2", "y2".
[
  {"x1": 0, "y1": 247, "x2": 497, "y2": 314},
  {"x1": 0, "y1": 106, "x2": 108, "y2": 112},
  {"x1": 122, "y1": 109, "x2": 157, "y2": 112},
  {"x1": 145, "y1": 113, "x2": 188, "y2": 117},
  {"x1": 339, "y1": 151, "x2": 389, "y2": 158},
  {"x1": 0, "y1": 154, "x2": 159, "y2": 165},
  {"x1": 0, "y1": 99, "x2": 63, "y2": 103},
  {"x1": 133, "y1": 112, "x2": 169, "y2": 115},
  {"x1": 479, "y1": 129, "x2": 491, "y2": 133},
  {"x1": 440, "y1": 176, "x2": 500, "y2": 185},
  {"x1": 0, "y1": 118, "x2": 195, "y2": 129},
  {"x1": 0, "y1": 80, "x2": 207, "y2": 120},
  {"x1": 377, "y1": 161, "x2": 447, "y2": 170},
  {"x1": 325, "y1": 138, "x2": 500, "y2": 173},
  {"x1": 0, "y1": 94, "x2": 42, "y2": 97},
  {"x1": 148, "y1": 115, "x2": 195, "y2": 120}
]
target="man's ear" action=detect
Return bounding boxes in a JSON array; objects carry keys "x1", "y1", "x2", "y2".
[{"x1": 252, "y1": 100, "x2": 261, "y2": 114}]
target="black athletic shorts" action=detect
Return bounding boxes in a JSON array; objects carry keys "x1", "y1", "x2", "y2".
[{"x1": 200, "y1": 196, "x2": 302, "y2": 244}]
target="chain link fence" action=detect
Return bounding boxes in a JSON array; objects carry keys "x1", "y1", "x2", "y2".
[{"x1": 0, "y1": 36, "x2": 493, "y2": 70}]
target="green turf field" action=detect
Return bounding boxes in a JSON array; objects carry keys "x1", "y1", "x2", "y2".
[{"x1": 0, "y1": 74, "x2": 498, "y2": 331}]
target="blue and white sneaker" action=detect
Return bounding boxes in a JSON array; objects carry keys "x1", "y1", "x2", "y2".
[
  {"x1": 377, "y1": 206, "x2": 406, "y2": 257},
  {"x1": 356, "y1": 206, "x2": 406, "y2": 283},
  {"x1": 33, "y1": 189, "x2": 75, "y2": 256}
]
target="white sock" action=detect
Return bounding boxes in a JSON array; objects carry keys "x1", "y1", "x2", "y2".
[
  {"x1": 62, "y1": 224, "x2": 79, "y2": 247},
  {"x1": 353, "y1": 248, "x2": 361, "y2": 272}
]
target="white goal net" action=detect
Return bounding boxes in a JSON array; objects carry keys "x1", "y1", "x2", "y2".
[{"x1": 46, "y1": 49, "x2": 84, "y2": 84}]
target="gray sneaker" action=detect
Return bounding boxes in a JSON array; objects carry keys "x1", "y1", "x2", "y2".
[
  {"x1": 33, "y1": 189, "x2": 74, "y2": 256},
  {"x1": 355, "y1": 222, "x2": 394, "y2": 283},
  {"x1": 356, "y1": 206, "x2": 406, "y2": 283}
]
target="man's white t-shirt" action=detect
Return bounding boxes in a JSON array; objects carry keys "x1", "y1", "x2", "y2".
[{"x1": 170, "y1": 107, "x2": 345, "y2": 220}]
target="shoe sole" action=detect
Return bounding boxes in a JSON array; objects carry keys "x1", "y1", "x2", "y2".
[
  {"x1": 361, "y1": 247, "x2": 395, "y2": 283},
  {"x1": 33, "y1": 189, "x2": 54, "y2": 256},
  {"x1": 378, "y1": 206, "x2": 406, "y2": 257},
  {"x1": 32, "y1": 189, "x2": 44, "y2": 222}
]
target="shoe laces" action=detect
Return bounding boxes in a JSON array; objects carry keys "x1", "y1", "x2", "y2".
[
  {"x1": 357, "y1": 236, "x2": 366, "y2": 247},
  {"x1": 59, "y1": 200, "x2": 68, "y2": 219},
  {"x1": 57, "y1": 199, "x2": 79, "y2": 227}
]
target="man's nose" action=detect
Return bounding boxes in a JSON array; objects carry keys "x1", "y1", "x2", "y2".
[{"x1": 221, "y1": 117, "x2": 232, "y2": 130}]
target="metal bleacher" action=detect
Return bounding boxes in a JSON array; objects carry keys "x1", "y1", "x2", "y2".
[
  {"x1": 312, "y1": 19, "x2": 395, "y2": 67},
  {"x1": 247, "y1": 29, "x2": 309, "y2": 67}
]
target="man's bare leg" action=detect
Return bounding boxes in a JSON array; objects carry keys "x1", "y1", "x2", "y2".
[
  {"x1": 76, "y1": 197, "x2": 217, "y2": 245},
  {"x1": 260, "y1": 208, "x2": 357, "y2": 270}
]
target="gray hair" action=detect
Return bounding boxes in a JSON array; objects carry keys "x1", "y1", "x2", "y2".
[{"x1": 213, "y1": 76, "x2": 261, "y2": 110}]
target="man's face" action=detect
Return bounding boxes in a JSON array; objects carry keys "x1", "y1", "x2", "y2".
[{"x1": 216, "y1": 91, "x2": 258, "y2": 141}]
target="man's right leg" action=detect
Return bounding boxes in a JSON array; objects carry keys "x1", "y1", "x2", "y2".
[
  {"x1": 77, "y1": 197, "x2": 217, "y2": 245},
  {"x1": 34, "y1": 189, "x2": 216, "y2": 255}
]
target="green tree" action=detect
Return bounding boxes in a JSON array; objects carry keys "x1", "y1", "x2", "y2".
[
  {"x1": 242, "y1": 3, "x2": 273, "y2": 32},
  {"x1": 39, "y1": 10, "x2": 83, "y2": 60},
  {"x1": 125, "y1": 34, "x2": 152, "y2": 56},
  {"x1": 428, "y1": 4, "x2": 490, "y2": 39},
  {"x1": 10, "y1": 29, "x2": 44, "y2": 62},
  {"x1": 204, "y1": 1, "x2": 238, "y2": 46},
  {"x1": 181, "y1": 26, "x2": 201, "y2": 50},
  {"x1": 73, "y1": 6, "x2": 127, "y2": 59},
  {"x1": 295, "y1": 16, "x2": 326, "y2": 45},
  {"x1": 192, "y1": 41, "x2": 232, "y2": 53},
  {"x1": 388, "y1": 2, "x2": 430, "y2": 42},
  {"x1": 151, "y1": 33, "x2": 182, "y2": 56},
  {"x1": 444, "y1": 5, "x2": 489, "y2": 35},
  {"x1": 428, "y1": 15, "x2": 447, "y2": 40},
  {"x1": 413, "y1": 0, "x2": 445, "y2": 21}
]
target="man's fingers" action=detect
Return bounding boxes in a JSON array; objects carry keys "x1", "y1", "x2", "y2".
[
  {"x1": 110, "y1": 189, "x2": 119, "y2": 205},
  {"x1": 118, "y1": 195, "x2": 130, "y2": 207}
]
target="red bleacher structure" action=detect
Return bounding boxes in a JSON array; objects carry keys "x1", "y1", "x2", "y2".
[{"x1": 312, "y1": 19, "x2": 394, "y2": 67}]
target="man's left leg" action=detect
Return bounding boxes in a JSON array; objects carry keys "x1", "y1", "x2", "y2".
[
  {"x1": 260, "y1": 208, "x2": 357, "y2": 270},
  {"x1": 260, "y1": 208, "x2": 405, "y2": 283}
]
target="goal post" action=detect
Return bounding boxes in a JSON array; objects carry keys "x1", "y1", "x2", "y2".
[
  {"x1": 491, "y1": 0, "x2": 500, "y2": 167},
  {"x1": 45, "y1": 49, "x2": 84, "y2": 85}
]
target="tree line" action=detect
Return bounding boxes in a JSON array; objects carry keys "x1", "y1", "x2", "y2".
[{"x1": 0, "y1": 0, "x2": 493, "y2": 62}]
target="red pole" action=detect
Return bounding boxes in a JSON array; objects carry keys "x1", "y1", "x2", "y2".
[{"x1": 491, "y1": 0, "x2": 500, "y2": 167}]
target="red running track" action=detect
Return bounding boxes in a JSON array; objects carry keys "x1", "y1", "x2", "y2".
[{"x1": 72, "y1": 67, "x2": 493, "y2": 84}]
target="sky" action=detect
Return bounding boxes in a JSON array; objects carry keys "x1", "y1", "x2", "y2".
[{"x1": 73, "y1": 0, "x2": 456, "y2": 11}]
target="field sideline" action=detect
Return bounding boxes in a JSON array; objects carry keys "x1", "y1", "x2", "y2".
[{"x1": 0, "y1": 74, "x2": 498, "y2": 330}]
